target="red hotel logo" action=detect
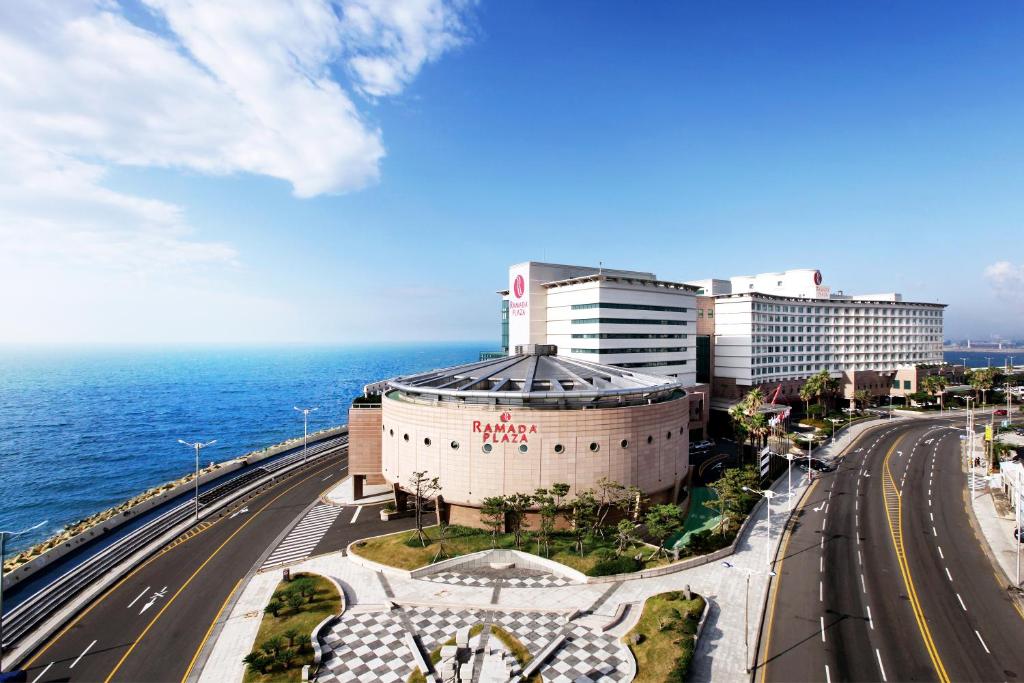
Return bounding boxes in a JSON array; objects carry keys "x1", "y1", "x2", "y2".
[
  {"x1": 473, "y1": 415, "x2": 538, "y2": 443},
  {"x1": 814, "y1": 270, "x2": 822, "y2": 286},
  {"x1": 513, "y1": 274, "x2": 525, "y2": 299}
]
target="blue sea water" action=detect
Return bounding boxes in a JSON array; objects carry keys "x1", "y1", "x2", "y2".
[
  {"x1": 943, "y1": 351, "x2": 1021, "y2": 369},
  {"x1": 0, "y1": 343, "x2": 487, "y2": 556}
]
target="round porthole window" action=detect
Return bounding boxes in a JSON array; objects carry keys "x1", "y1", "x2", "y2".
[
  {"x1": 666, "y1": 431, "x2": 672, "y2": 440},
  {"x1": 589, "y1": 442, "x2": 600, "y2": 452},
  {"x1": 450, "y1": 440, "x2": 460, "y2": 450},
  {"x1": 554, "y1": 443, "x2": 565, "y2": 454},
  {"x1": 403, "y1": 433, "x2": 409, "y2": 442},
  {"x1": 679, "y1": 427, "x2": 685, "y2": 435},
  {"x1": 647, "y1": 435, "x2": 653, "y2": 444},
  {"x1": 482, "y1": 443, "x2": 493, "y2": 453},
  {"x1": 423, "y1": 437, "x2": 431, "y2": 446},
  {"x1": 518, "y1": 444, "x2": 528, "y2": 454},
  {"x1": 382, "y1": 424, "x2": 386, "y2": 432},
  {"x1": 620, "y1": 439, "x2": 629, "y2": 448},
  {"x1": 389, "y1": 429, "x2": 394, "y2": 437}
]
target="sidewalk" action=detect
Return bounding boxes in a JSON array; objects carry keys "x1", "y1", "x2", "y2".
[{"x1": 967, "y1": 467, "x2": 1023, "y2": 587}]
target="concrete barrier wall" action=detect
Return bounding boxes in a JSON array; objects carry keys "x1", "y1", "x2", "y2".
[{"x1": 3, "y1": 426, "x2": 347, "y2": 590}]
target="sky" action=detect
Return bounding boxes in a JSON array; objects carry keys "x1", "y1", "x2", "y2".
[{"x1": 0, "y1": 0, "x2": 1022, "y2": 345}]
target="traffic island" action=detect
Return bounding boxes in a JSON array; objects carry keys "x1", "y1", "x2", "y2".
[
  {"x1": 624, "y1": 590, "x2": 706, "y2": 682},
  {"x1": 241, "y1": 572, "x2": 341, "y2": 682}
]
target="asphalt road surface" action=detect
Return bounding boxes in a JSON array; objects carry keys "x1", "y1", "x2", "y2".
[
  {"x1": 758, "y1": 417, "x2": 1024, "y2": 683},
  {"x1": 19, "y1": 449, "x2": 414, "y2": 683}
]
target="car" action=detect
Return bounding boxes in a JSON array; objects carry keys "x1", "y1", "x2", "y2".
[
  {"x1": 1015, "y1": 527, "x2": 1024, "y2": 543},
  {"x1": 798, "y1": 457, "x2": 836, "y2": 472},
  {"x1": 994, "y1": 409, "x2": 1008, "y2": 416},
  {"x1": 689, "y1": 439, "x2": 715, "y2": 452}
]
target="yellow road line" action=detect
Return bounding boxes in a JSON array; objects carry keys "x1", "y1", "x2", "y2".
[
  {"x1": 881, "y1": 436, "x2": 950, "y2": 683},
  {"x1": 21, "y1": 457, "x2": 336, "y2": 670},
  {"x1": 179, "y1": 577, "x2": 242, "y2": 683},
  {"x1": 103, "y1": 460, "x2": 337, "y2": 682},
  {"x1": 758, "y1": 478, "x2": 819, "y2": 683},
  {"x1": 757, "y1": 423, "x2": 886, "y2": 683},
  {"x1": 178, "y1": 473, "x2": 347, "y2": 681}
]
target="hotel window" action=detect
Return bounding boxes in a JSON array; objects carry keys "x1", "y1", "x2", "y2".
[{"x1": 698, "y1": 309, "x2": 704, "y2": 319}]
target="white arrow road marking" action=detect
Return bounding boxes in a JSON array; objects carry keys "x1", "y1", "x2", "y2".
[
  {"x1": 814, "y1": 502, "x2": 825, "y2": 512},
  {"x1": 139, "y1": 586, "x2": 168, "y2": 614},
  {"x1": 229, "y1": 506, "x2": 250, "y2": 519},
  {"x1": 127, "y1": 586, "x2": 150, "y2": 608}
]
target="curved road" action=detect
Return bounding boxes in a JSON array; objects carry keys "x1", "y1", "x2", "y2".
[
  {"x1": 18, "y1": 448, "x2": 407, "y2": 683},
  {"x1": 758, "y1": 416, "x2": 1024, "y2": 683}
]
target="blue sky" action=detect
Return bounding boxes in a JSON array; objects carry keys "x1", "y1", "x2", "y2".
[{"x1": 1, "y1": 1, "x2": 1022, "y2": 344}]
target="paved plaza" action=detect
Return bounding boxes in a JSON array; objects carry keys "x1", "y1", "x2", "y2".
[{"x1": 423, "y1": 567, "x2": 577, "y2": 589}]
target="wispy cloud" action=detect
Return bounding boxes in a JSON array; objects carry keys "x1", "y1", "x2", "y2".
[
  {"x1": 0, "y1": 0, "x2": 472, "y2": 343},
  {"x1": 984, "y1": 261, "x2": 1024, "y2": 309}
]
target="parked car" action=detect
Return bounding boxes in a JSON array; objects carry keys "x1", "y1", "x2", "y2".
[
  {"x1": 690, "y1": 439, "x2": 715, "y2": 452},
  {"x1": 994, "y1": 409, "x2": 1008, "y2": 416}
]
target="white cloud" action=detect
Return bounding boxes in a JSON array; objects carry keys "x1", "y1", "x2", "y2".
[
  {"x1": 0, "y1": 0, "x2": 471, "y2": 343},
  {"x1": 984, "y1": 261, "x2": 1024, "y2": 308}
]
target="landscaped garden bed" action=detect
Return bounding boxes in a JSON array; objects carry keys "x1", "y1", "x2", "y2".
[
  {"x1": 242, "y1": 572, "x2": 341, "y2": 683},
  {"x1": 624, "y1": 590, "x2": 706, "y2": 682}
]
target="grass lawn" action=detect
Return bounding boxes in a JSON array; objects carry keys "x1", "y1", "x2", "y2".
[
  {"x1": 243, "y1": 573, "x2": 341, "y2": 683},
  {"x1": 669, "y1": 487, "x2": 719, "y2": 550},
  {"x1": 625, "y1": 591, "x2": 706, "y2": 682},
  {"x1": 351, "y1": 525, "x2": 670, "y2": 576}
]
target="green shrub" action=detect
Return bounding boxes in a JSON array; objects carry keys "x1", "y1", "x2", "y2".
[{"x1": 588, "y1": 555, "x2": 642, "y2": 576}]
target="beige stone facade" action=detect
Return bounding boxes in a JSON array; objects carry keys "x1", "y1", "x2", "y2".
[
  {"x1": 347, "y1": 403, "x2": 386, "y2": 486},
  {"x1": 380, "y1": 391, "x2": 690, "y2": 508}
]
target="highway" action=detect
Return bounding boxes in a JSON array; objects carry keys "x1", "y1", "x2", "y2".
[
  {"x1": 17, "y1": 446, "x2": 412, "y2": 683},
  {"x1": 758, "y1": 416, "x2": 1024, "y2": 683}
]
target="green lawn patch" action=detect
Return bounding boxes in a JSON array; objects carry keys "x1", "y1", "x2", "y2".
[
  {"x1": 351, "y1": 525, "x2": 669, "y2": 576},
  {"x1": 625, "y1": 591, "x2": 706, "y2": 682},
  {"x1": 242, "y1": 573, "x2": 340, "y2": 683}
]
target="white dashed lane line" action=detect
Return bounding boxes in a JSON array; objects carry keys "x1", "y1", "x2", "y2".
[
  {"x1": 867, "y1": 604, "x2": 874, "y2": 630},
  {"x1": 945, "y1": 567, "x2": 953, "y2": 581},
  {"x1": 957, "y1": 593, "x2": 967, "y2": 611},
  {"x1": 876, "y1": 648, "x2": 888, "y2": 681},
  {"x1": 976, "y1": 630, "x2": 991, "y2": 654}
]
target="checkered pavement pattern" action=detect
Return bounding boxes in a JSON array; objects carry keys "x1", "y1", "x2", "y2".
[
  {"x1": 404, "y1": 606, "x2": 479, "y2": 653},
  {"x1": 422, "y1": 570, "x2": 576, "y2": 588},
  {"x1": 316, "y1": 610, "x2": 413, "y2": 683},
  {"x1": 540, "y1": 624, "x2": 629, "y2": 682}
]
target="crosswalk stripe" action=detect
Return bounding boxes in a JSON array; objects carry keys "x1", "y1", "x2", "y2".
[{"x1": 260, "y1": 504, "x2": 343, "y2": 570}]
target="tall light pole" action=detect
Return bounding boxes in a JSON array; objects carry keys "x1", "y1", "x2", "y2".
[
  {"x1": 964, "y1": 397, "x2": 975, "y2": 506},
  {"x1": 722, "y1": 561, "x2": 776, "y2": 674},
  {"x1": 742, "y1": 486, "x2": 777, "y2": 567},
  {"x1": 1017, "y1": 467, "x2": 1022, "y2": 587},
  {"x1": 1, "y1": 520, "x2": 47, "y2": 666},
  {"x1": 294, "y1": 406, "x2": 319, "y2": 464},
  {"x1": 781, "y1": 453, "x2": 799, "y2": 511},
  {"x1": 178, "y1": 439, "x2": 216, "y2": 522}
]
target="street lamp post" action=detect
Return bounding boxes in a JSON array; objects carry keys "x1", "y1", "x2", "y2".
[
  {"x1": 294, "y1": 406, "x2": 319, "y2": 464},
  {"x1": 178, "y1": 439, "x2": 216, "y2": 522},
  {"x1": 781, "y1": 453, "x2": 799, "y2": 511},
  {"x1": 722, "y1": 561, "x2": 776, "y2": 674},
  {"x1": 742, "y1": 486, "x2": 777, "y2": 567},
  {"x1": 1, "y1": 520, "x2": 48, "y2": 667},
  {"x1": 1017, "y1": 467, "x2": 1022, "y2": 587}
]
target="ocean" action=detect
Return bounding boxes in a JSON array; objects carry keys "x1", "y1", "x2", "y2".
[
  {"x1": 943, "y1": 351, "x2": 1021, "y2": 369},
  {"x1": 0, "y1": 343, "x2": 487, "y2": 556}
]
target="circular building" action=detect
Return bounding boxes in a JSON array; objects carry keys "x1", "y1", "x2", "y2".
[{"x1": 376, "y1": 344, "x2": 691, "y2": 526}]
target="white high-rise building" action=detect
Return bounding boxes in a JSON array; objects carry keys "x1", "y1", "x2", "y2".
[
  {"x1": 504, "y1": 261, "x2": 698, "y2": 387},
  {"x1": 685, "y1": 269, "x2": 945, "y2": 397}
]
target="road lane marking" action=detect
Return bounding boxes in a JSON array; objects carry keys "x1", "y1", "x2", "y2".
[
  {"x1": 23, "y1": 452, "x2": 348, "y2": 671},
  {"x1": 350, "y1": 505, "x2": 363, "y2": 524},
  {"x1": 820, "y1": 581, "x2": 823, "y2": 601},
  {"x1": 933, "y1": 526, "x2": 938, "y2": 536},
  {"x1": 820, "y1": 536, "x2": 824, "y2": 549},
  {"x1": 103, "y1": 459, "x2": 343, "y2": 683},
  {"x1": 876, "y1": 648, "x2": 888, "y2": 681},
  {"x1": 321, "y1": 474, "x2": 333, "y2": 480},
  {"x1": 180, "y1": 576, "x2": 243, "y2": 683},
  {"x1": 867, "y1": 604, "x2": 874, "y2": 629},
  {"x1": 70, "y1": 640, "x2": 96, "y2": 669},
  {"x1": 31, "y1": 663, "x2": 54, "y2": 683},
  {"x1": 930, "y1": 512, "x2": 934, "y2": 522},
  {"x1": 861, "y1": 573, "x2": 866, "y2": 592},
  {"x1": 945, "y1": 567, "x2": 952, "y2": 581},
  {"x1": 957, "y1": 594, "x2": 967, "y2": 611},
  {"x1": 975, "y1": 630, "x2": 990, "y2": 654},
  {"x1": 820, "y1": 616, "x2": 826, "y2": 642},
  {"x1": 822, "y1": 517, "x2": 826, "y2": 530},
  {"x1": 127, "y1": 586, "x2": 150, "y2": 608},
  {"x1": 880, "y1": 435, "x2": 950, "y2": 683},
  {"x1": 139, "y1": 586, "x2": 168, "y2": 614},
  {"x1": 938, "y1": 546, "x2": 944, "y2": 559},
  {"x1": 825, "y1": 664, "x2": 832, "y2": 683},
  {"x1": 858, "y1": 550, "x2": 862, "y2": 565}
]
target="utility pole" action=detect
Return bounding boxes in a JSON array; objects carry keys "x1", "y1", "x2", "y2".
[
  {"x1": 294, "y1": 406, "x2": 319, "y2": 464},
  {"x1": 178, "y1": 439, "x2": 216, "y2": 522}
]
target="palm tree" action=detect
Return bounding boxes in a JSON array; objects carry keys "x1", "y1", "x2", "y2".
[
  {"x1": 922, "y1": 375, "x2": 947, "y2": 411},
  {"x1": 971, "y1": 368, "x2": 995, "y2": 405},
  {"x1": 799, "y1": 382, "x2": 815, "y2": 416},
  {"x1": 854, "y1": 389, "x2": 871, "y2": 411}
]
